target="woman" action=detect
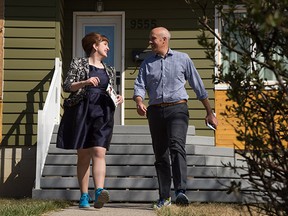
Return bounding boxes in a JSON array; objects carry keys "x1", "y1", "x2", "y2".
[{"x1": 56, "y1": 32, "x2": 123, "y2": 209}]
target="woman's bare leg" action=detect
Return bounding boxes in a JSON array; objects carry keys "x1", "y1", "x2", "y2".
[
  {"x1": 90, "y1": 146, "x2": 107, "y2": 189},
  {"x1": 77, "y1": 148, "x2": 91, "y2": 194}
]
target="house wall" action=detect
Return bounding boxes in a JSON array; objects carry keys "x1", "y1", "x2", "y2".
[
  {"x1": 63, "y1": 0, "x2": 216, "y2": 137},
  {"x1": 215, "y1": 90, "x2": 287, "y2": 149},
  {"x1": 0, "y1": 0, "x2": 64, "y2": 198},
  {"x1": 215, "y1": 90, "x2": 239, "y2": 148},
  {"x1": 2, "y1": 0, "x2": 64, "y2": 146}
]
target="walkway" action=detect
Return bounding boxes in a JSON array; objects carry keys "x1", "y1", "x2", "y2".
[{"x1": 44, "y1": 203, "x2": 156, "y2": 216}]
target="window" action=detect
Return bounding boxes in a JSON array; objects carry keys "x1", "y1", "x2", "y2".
[{"x1": 215, "y1": 5, "x2": 286, "y2": 89}]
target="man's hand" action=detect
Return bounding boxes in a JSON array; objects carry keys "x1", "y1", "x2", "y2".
[
  {"x1": 205, "y1": 112, "x2": 218, "y2": 130},
  {"x1": 136, "y1": 102, "x2": 147, "y2": 116}
]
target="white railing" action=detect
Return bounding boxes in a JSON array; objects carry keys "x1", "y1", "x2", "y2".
[{"x1": 35, "y1": 58, "x2": 62, "y2": 189}]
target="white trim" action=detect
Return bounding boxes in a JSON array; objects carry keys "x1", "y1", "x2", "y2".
[
  {"x1": 215, "y1": 81, "x2": 284, "y2": 91},
  {"x1": 214, "y1": 8, "x2": 221, "y2": 83},
  {"x1": 73, "y1": 11, "x2": 125, "y2": 57},
  {"x1": 222, "y1": 5, "x2": 246, "y2": 13},
  {"x1": 120, "y1": 13, "x2": 125, "y2": 125},
  {"x1": 215, "y1": 83, "x2": 230, "y2": 90}
]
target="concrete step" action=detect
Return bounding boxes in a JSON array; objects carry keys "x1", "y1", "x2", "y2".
[
  {"x1": 48, "y1": 143, "x2": 232, "y2": 158},
  {"x1": 112, "y1": 125, "x2": 196, "y2": 136},
  {"x1": 53, "y1": 125, "x2": 196, "y2": 136},
  {"x1": 190, "y1": 145, "x2": 234, "y2": 157}
]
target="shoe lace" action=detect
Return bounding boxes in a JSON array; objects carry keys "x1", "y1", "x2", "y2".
[
  {"x1": 156, "y1": 198, "x2": 168, "y2": 207},
  {"x1": 176, "y1": 189, "x2": 186, "y2": 196},
  {"x1": 80, "y1": 193, "x2": 90, "y2": 201},
  {"x1": 95, "y1": 188, "x2": 104, "y2": 202}
]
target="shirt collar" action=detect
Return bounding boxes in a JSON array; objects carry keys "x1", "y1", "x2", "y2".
[{"x1": 155, "y1": 48, "x2": 173, "y2": 58}]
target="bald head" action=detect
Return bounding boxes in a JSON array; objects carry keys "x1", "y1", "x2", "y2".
[
  {"x1": 150, "y1": 27, "x2": 171, "y2": 40},
  {"x1": 149, "y1": 27, "x2": 171, "y2": 56}
]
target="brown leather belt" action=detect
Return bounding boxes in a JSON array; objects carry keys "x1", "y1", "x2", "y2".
[{"x1": 153, "y1": 100, "x2": 187, "y2": 107}]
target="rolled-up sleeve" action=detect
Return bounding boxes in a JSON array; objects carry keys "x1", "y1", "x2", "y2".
[
  {"x1": 133, "y1": 66, "x2": 147, "y2": 101},
  {"x1": 185, "y1": 57, "x2": 208, "y2": 100}
]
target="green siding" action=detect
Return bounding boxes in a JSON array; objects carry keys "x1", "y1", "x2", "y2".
[
  {"x1": 4, "y1": 50, "x2": 56, "y2": 59},
  {"x1": 3, "y1": 93, "x2": 48, "y2": 102},
  {"x1": 5, "y1": 60, "x2": 55, "y2": 69},
  {"x1": 3, "y1": 114, "x2": 38, "y2": 123},
  {"x1": 5, "y1": 20, "x2": 56, "y2": 27},
  {"x1": 5, "y1": 28, "x2": 56, "y2": 38},
  {"x1": 2, "y1": 0, "x2": 64, "y2": 146},
  {"x1": 4, "y1": 82, "x2": 50, "y2": 91},
  {"x1": 4, "y1": 70, "x2": 53, "y2": 80},
  {"x1": 5, "y1": 38, "x2": 56, "y2": 48}
]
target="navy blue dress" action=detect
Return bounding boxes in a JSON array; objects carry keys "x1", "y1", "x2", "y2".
[{"x1": 56, "y1": 65, "x2": 115, "y2": 150}]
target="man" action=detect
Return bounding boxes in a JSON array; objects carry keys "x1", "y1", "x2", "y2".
[{"x1": 133, "y1": 27, "x2": 218, "y2": 208}]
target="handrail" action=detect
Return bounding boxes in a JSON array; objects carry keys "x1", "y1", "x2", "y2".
[{"x1": 35, "y1": 58, "x2": 62, "y2": 189}]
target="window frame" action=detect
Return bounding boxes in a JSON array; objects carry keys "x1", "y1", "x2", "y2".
[{"x1": 214, "y1": 5, "x2": 281, "y2": 90}]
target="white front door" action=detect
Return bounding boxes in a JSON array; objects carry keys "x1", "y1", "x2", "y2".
[{"x1": 73, "y1": 12, "x2": 125, "y2": 125}]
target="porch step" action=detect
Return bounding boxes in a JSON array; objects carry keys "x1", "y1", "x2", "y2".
[
  {"x1": 48, "y1": 142, "x2": 233, "y2": 156},
  {"x1": 53, "y1": 124, "x2": 196, "y2": 135},
  {"x1": 52, "y1": 124, "x2": 214, "y2": 146},
  {"x1": 42, "y1": 165, "x2": 240, "y2": 178},
  {"x1": 33, "y1": 125, "x2": 244, "y2": 203}
]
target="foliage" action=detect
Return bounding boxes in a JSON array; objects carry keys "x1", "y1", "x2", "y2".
[{"x1": 185, "y1": 0, "x2": 288, "y2": 215}]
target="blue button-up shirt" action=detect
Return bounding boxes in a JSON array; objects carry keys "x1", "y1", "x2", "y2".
[{"x1": 133, "y1": 49, "x2": 208, "y2": 105}]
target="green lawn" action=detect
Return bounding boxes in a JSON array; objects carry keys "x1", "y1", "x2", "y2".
[
  {"x1": 0, "y1": 199, "x2": 72, "y2": 216},
  {"x1": 155, "y1": 203, "x2": 259, "y2": 216}
]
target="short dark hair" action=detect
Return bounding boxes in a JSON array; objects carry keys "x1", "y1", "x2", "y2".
[{"x1": 82, "y1": 32, "x2": 109, "y2": 57}]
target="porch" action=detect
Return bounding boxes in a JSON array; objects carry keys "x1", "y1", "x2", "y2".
[{"x1": 32, "y1": 125, "x2": 246, "y2": 203}]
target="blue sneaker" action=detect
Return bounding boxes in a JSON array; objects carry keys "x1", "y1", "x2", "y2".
[
  {"x1": 153, "y1": 197, "x2": 171, "y2": 209},
  {"x1": 79, "y1": 193, "x2": 91, "y2": 208},
  {"x1": 94, "y1": 188, "x2": 110, "y2": 208},
  {"x1": 175, "y1": 190, "x2": 189, "y2": 206}
]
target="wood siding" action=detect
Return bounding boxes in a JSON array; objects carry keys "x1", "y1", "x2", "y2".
[
  {"x1": 215, "y1": 90, "x2": 287, "y2": 149},
  {"x1": 215, "y1": 90, "x2": 241, "y2": 148},
  {"x1": 2, "y1": 0, "x2": 64, "y2": 146},
  {"x1": 63, "y1": 0, "x2": 216, "y2": 137}
]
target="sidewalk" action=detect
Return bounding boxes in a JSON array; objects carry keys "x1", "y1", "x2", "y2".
[{"x1": 44, "y1": 203, "x2": 156, "y2": 216}]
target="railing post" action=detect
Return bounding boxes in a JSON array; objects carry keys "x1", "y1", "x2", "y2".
[
  {"x1": 35, "y1": 58, "x2": 62, "y2": 190},
  {"x1": 35, "y1": 110, "x2": 43, "y2": 189},
  {"x1": 55, "y1": 58, "x2": 62, "y2": 124}
]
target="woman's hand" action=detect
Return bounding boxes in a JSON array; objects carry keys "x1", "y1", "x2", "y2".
[
  {"x1": 86, "y1": 77, "x2": 100, "y2": 86},
  {"x1": 70, "y1": 77, "x2": 100, "y2": 92},
  {"x1": 116, "y1": 95, "x2": 124, "y2": 105}
]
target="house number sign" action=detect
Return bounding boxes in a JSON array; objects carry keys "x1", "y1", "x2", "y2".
[{"x1": 130, "y1": 19, "x2": 157, "y2": 29}]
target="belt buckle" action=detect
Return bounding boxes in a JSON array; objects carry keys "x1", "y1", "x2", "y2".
[{"x1": 161, "y1": 103, "x2": 172, "y2": 107}]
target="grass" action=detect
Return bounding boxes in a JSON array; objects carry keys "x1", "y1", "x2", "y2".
[
  {"x1": 0, "y1": 199, "x2": 265, "y2": 216},
  {"x1": 0, "y1": 198, "x2": 72, "y2": 216},
  {"x1": 155, "y1": 203, "x2": 263, "y2": 216}
]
